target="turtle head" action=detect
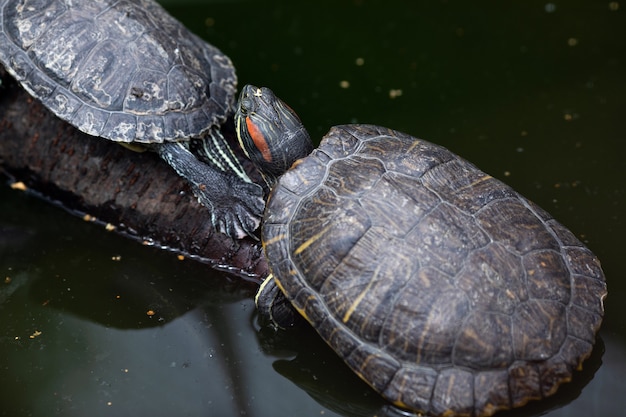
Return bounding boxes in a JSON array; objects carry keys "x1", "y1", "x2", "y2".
[{"x1": 235, "y1": 85, "x2": 313, "y2": 184}]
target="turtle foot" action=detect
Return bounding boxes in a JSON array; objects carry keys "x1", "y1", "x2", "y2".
[
  {"x1": 204, "y1": 178, "x2": 265, "y2": 240},
  {"x1": 157, "y1": 141, "x2": 265, "y2": 240}
]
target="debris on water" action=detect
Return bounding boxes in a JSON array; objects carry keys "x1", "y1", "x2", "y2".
[
  {"x1": 389, "y1": 89, "x2": 403, "y2": 99},
  {"x1": 9, "y1": 181, "x2": 27, "y2": 191}
]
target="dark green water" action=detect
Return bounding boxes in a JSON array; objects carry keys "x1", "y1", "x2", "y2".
[{"x1": 1, "y1": 1, "x2": 625, "y2": 416}]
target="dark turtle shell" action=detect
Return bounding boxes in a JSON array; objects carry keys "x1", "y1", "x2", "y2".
[
  {"x1": 262, "y1": 124, "x2": 606, "y2": 417},
  {"x1": 0, "y1": 0, "x2": 236, "y2": 143}
]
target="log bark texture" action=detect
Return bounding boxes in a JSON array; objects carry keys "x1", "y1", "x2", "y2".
[{"x1": 0, "y1": 68, "x2": 268, "y2": 282}]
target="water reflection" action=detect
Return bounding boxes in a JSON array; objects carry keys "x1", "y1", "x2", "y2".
[
  {"x1": 1, "y1": 240, "x2": 258, "y2": 416},
  {"x1": 259, "y1": 322, "x2": 613, "y2": 417},
  {"x1": 1, "y1": 246, "x2": 621, "y2": 417}
]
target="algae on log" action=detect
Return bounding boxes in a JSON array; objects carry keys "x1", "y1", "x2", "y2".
[{"x1": 0, "y1": 69, "x2": 268, "y2": 282}]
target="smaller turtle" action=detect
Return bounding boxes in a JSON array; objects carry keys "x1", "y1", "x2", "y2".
[
  {"x1": 0, "y1": 0, "x2": 263, "y2": 238},
  {"x1": 235, "y1": 84, "x2": 607, "y2": 416}
]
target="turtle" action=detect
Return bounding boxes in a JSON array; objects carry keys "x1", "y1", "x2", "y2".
[
  {"x1": 234, "y1": 84, "x2": 607, "y2": 416},
  {"x1": 0, "y1": 0, "x2": 263, "y2": 238}
]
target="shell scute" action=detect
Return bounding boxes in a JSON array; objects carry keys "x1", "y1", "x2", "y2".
[
  {"x1": 406, "y1": 203, "x2": 490, "y2": 276},
  {"x1": 72, "y1": 104, "x2": 109, "y2": 137},
  {"x1": 456, "y1": 243, "x2": 527, "y2": 314},
  {"x1": 324, "y1": 155, "x2": 385, "y2": 198},
  {"x1": 45, "y1": 90, "x2": 82, "y2": 120},
  {"x1": 360, "y1": 171, "x2": 440, "y2": 236},
  {"x1": 512, "y1": 300, "x2": 567, "y2": 361},
  {"x1": 476, "y1": 198, "x2": 561, "y2": 255},
  {"x1": 4, "y1": 0, "x2": 66, "y2": 49},
  {"x1": 473, "y1": 370, "x2": 511, "y2": 416},
  {"x1": 30, "y1": 17, "x2": 100, "y2": 86},
  {"x1": 523, "y1": 250, "x2": 571, "y2": 304},
  {"x1": 455, "y1": 311, "x2": 514, "y2": 368},
  {"x1": 384, "y1": 365, "x2": 438, "y2": 413},
  {"x1": 103, "y1": 112, "x2": 137, "y2": 142},
  {"x1": 431, "y1": 368, "x2": 475, "y2": 417},
  {"x1": 345, "y1": 343, "x2": 399, "y2": 393},
  {"x1": 20, "y1": 61, "x2": 56, "y2": 99},
  {"x1": 381, "y1": 273, "x2": 470, "y2": 364}
]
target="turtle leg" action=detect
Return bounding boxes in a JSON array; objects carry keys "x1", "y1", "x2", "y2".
[
  {"x1": 155, "y1": 141, "x2": 264, "y2": 239},
  {"x1": 255, "y1": 275, "x2": 301, "y2": 330},
  {"x1": 191, "y1": 128, "x2": 252, "y2": 184}
]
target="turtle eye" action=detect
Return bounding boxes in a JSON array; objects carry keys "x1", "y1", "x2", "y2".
[{"x1": 238, "y1": 100, "x2": 249, "y2": 115}]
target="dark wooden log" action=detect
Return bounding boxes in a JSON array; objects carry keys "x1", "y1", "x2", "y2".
[{"x1": 0, "y1": 68, "x2": 268, "y2": 282}]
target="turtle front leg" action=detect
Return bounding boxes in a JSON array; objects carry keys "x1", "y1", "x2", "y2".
[{"x1": 156, "y1": 141, "x2": 264, "y2": 239}]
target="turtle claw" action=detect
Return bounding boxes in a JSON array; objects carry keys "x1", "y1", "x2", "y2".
[
  {"x1": 201, "y1": 178, "x2": 264, "y2": 240},
  {"x1": 215, "y1": 197, "x2": 264, "y2": 240}
]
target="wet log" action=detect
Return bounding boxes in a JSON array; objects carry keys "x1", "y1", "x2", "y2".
[{"x1": 0, "y1": 68, "x2": 268, "y2": 282}]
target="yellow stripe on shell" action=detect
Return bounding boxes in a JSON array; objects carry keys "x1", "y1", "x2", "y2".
[
  {"x1": 262, "y1": 233, "x2": 288, "y2": 250},
  {"x1": 294, "y1": 223, "x2": 333, "y2": 255},
  {"x1": 273, "y1": 270, "x2": 313, "y2": 323},
  {"x1": 342, "y1": 264, "x2": 381, "y2": 324},
  {"x1": 406, "y1": 139, "x2": 421, "y2": 153},
  {"x1": 455, "y1": 174, "x2": 493, "y2": 193}
]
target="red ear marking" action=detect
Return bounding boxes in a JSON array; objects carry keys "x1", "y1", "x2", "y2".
[{"x1": 246, "y1": 117, "x2": 272, "y2": 163}]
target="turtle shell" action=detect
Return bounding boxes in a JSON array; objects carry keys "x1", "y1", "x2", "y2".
[
  {"x1": 0, "y1": 0, "x2": 236, "y2": 143},
  {"x1": 262, "y1": 124, "x2": 607, "y2": 417}
]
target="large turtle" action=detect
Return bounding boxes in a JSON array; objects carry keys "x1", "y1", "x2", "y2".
[
  {"x1": 235, "y1": 85, "x2": 607, "y2": 416},
  {"x1": 0, "y1": 0, "x2": 263, "y2": 238}
]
